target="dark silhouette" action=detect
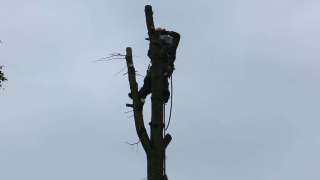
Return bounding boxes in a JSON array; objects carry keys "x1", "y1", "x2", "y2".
[
  {"x1": 0, "y1": 66, "x2": 7, "y2": 88},
  {"x1": 140, "y1": 29, "x2": 180, "y2": 102},
  {"x1": 125, "y1": 5, "x2": 179, "y2": 180},
  {"x1": 129, "y1": 28, "x2": 180, "y2": 104}
]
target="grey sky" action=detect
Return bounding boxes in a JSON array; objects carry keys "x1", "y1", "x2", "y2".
[{"x1": 1, "y1": 0, "x2": 320, "y2": 179}]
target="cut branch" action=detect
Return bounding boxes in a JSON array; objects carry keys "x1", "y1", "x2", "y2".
[
  {"x1": 145, "y1": 5, "x2": 155, "y2": 38},
  {"x1": 125, "y1": 47, "x2": 152, "y2": 156},
  {"x1": 163, "y1": 134, "x2": 172, "y2": 149}
]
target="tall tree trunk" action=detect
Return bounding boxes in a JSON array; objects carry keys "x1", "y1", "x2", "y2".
[
  {"x1": 145, "y1": 5, "x2": 165, "y2": 180},
  {"x1": 125, "y1": 5, "x2": 170, "y2": 180}
]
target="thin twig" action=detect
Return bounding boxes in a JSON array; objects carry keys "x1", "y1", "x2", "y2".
[
  {"x1": 136, "y1": 73, "x2": 145, "y2": 78},
  {"x1": 110, "y1": 53, "x2": 125, "y2": 57},
  {"x1": 127, "y1": 114, "x2": 134, "y2": 119},
  {"x1": 102, "y1": 53, "x2": 125, "y2": 59},
  {"x1": 125, "y1": 141, "x2": 141, "y2": 146},
  {"x1": 114, "y1": 66, "x2": 127, "y2": 76},
  {"x1": 93, "y1": 52, "x2": 126, "y2": 62},
  {"x1": 95, "y1": 57, "x2": 125, "y2": 62},
  {"x1": 124, "y1": 110, "x2": 133, "y2": 114}
]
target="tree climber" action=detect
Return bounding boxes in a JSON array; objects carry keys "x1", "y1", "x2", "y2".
[{"x1": 129, "y1": 28, "x2": 180, "y2": 104}]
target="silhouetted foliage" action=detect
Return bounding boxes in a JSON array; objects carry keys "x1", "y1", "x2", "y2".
[{"x1": 0, "y1": 65, "x2": 7, "y2": 88}]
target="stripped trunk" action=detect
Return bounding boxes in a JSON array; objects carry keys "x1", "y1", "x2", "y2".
[{"x1": 125, "y1": 5, "x2": 170, "y2": 180}]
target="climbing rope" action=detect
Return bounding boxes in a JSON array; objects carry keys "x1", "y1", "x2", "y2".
[
  {"x1": 165, "y1": 76, "x2": 173, "y2": 131},
  {"x1": 163, "y1": 104, "x2": 166, "y2": 177},
  {"x1": 163, "y1": 75, "x2": 174, "y2": 178}
]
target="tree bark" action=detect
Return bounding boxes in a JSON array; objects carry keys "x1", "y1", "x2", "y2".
[
  {"x1": 125, "y1": 47, "x2": 152, "y2": 156},
  {"x1": 125, "y1": 5, "x2": 168, "y2": 180},
  {"x1": 145, "y1": 5, "x2": 165, "y2": 180}
]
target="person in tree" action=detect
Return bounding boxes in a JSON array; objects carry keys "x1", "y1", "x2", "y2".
[{"x1": 129, "y1": 28, "x2": 180, "y2": 104}]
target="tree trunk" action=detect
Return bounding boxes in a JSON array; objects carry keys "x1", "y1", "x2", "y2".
[
  {"x1": 125, "y1": 5, "x2": 169, "y2": 180},
  {"x1": 145, "y1": 5, "x2": 165, "y2": 180}
]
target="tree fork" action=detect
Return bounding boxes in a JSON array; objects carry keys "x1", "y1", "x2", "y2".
[{"x1": 125, "y1": 5, "x2": 170, "y2": 180}]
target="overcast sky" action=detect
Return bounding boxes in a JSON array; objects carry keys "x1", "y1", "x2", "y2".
[{"x1": 1, "y1": 0, "x2": 320, "y2": 179}]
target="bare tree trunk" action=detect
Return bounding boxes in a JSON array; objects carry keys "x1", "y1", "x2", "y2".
[
  {"x1": 125, "y1": 5, "x2": 170, "y2": 180},
  {"x1": 145, "y1": 5, "x2": 165, "y2": 180}
]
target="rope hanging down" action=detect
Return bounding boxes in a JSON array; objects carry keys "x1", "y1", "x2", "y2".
[
  {"x1": 165, "y1": 76, "x2": 173, "y2": 131},
  {"x1": 163, "y1": 76, "x2": 174, "y2": 177},
  {"x1": 163, "y1": 104, "x2": 166, "y2": 177}
]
